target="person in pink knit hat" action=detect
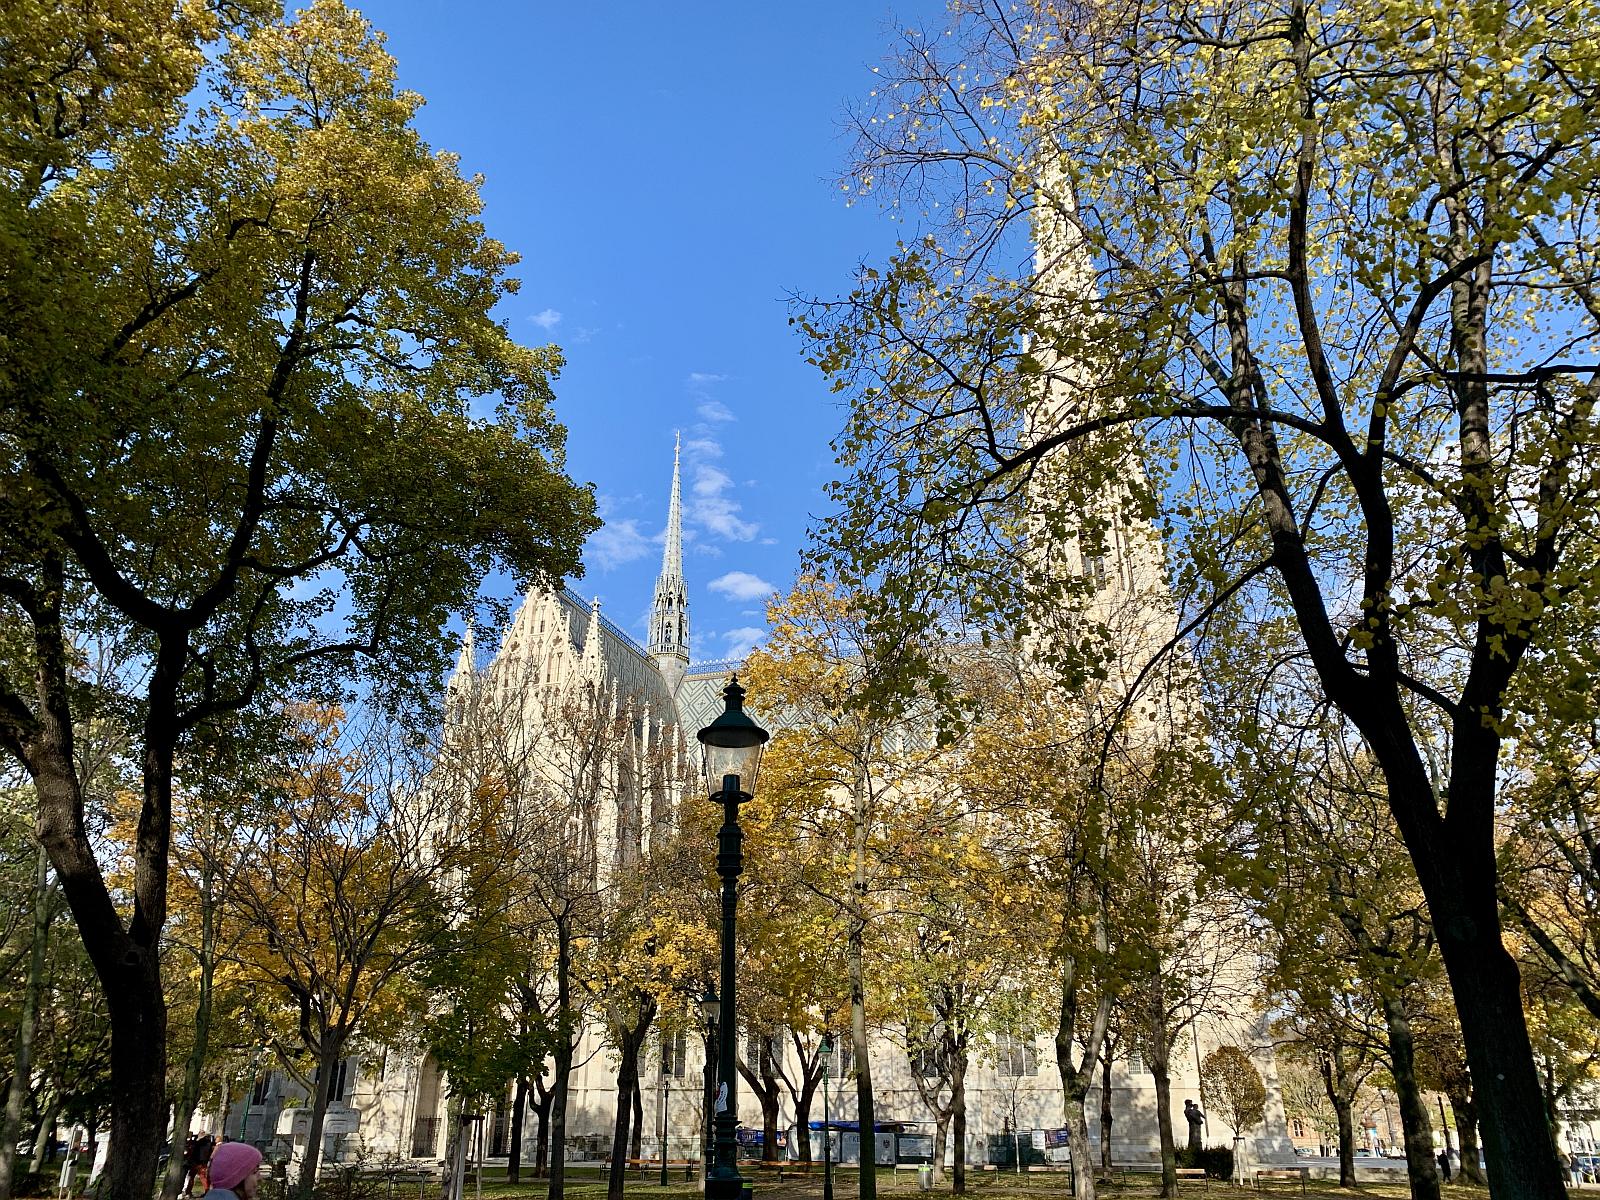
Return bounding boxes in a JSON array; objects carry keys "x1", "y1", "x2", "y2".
[{"x1": 201, "y1": 1143, "x2": 262, "y2": 1200}]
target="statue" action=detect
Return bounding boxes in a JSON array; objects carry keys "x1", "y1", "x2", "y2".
[{"x1": 1184, "y1": 1099, "x2": 1205, "y2": 1154}]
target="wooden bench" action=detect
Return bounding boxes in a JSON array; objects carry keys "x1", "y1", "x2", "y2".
[
  {"x1": 597, "y1": 1158, "x2": 697, "y2": 1181},
  {"x1": 1176, "y1": 1167, "x2": 1209, "y2": 1188},
  {"x1": 360, "y1": 1168, "x2": 434, "y2": 1200},
  {"x1": 1255, "y1": 1167, "x2": 1308, "y2": 1193},
  {"x1": 752, "y1": 1162, "x2": 815, "y2": 1180}
]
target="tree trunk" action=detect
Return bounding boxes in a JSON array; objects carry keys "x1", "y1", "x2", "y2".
[
  {"x1": 1053, "y1": 937, "x2": 1112, "y2": 1200},
  {"x1": 1321, "y1": 1054, "x2": 1358, "y2": 1188},
  {"x1": 28, "y1": 1092, "x2": 60, "y2": 1176},
  {"x1": 508, "y1": 1076, "x2": 528, "y2": 1185},
  {"x1": 531, "y1": 1078, "x2": 554, "y2": 1179},
  {"x1": 1447, "y1": 1086, "x2": 1485, "y2": 1187},
  {"x1": 629, "y1": 1077, "x2": 643, "y2": 1162},
  {"x1": 0, "y1": 847, "x2": 51, "y2": 1200},
  {"x1": 1331, "y1": 679, "x2": 1565, "y2": 1197},
  {"x1": 297, "y1": 1039, "x2": 342, "y2": 1199},
  {"x1": 162, "y1": 864, "x2": 220, "y2": 1200},
  {"x1": 1098, "y1": 1050, "x2": 1114, "y2": 1177},
  {"x1": 1380, "y1": 992, "x2": 1439, "y2": 1200},
  {"x1": 850, "y1": 767, "x2": 876, "y2": 1200},
  {"x1": 19, "y1": 569, "x2": 179, "y2": 1200},
  {"x1": 781, "y1": 1036, "x2": 819, "y2": 1169},
  {"x1": 607, "y1": 997, "x2": 655, "y2": 1200},
  {"x1": 1147, "y1": 978, "x2": 1177, "y2": 1199},
  {"x1": 548, "y1": 916, "x2": 575, "y2": 1200},
  {"x1": 737, "y1": 1037, "x2": 786, "y2": 1166},
  {"x1": 1063, "y1": 1092, "x2": 1095, "y2": 1200},
  {"x1": 950, "y1": 1062, "x2": 967, "y2": 1196},
  {"x1": 850, "y1": 921, "x2": 877, "y2": 1200},
  {"x1": 759, "y1": 1041, "x2": 780, "y2": 1163}
]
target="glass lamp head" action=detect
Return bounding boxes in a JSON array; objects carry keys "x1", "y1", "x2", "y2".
[
  {"x1": 699, "y1": 985, "x2": 721, "y2": 1027},
  {"x1": 697, "y1": 675, "x2": 770, "y2": 797}
]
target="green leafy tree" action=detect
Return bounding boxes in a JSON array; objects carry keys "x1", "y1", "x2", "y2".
[
  {"x1": 0, "y1": 2, "x2": 595, "y2": 1196},
  {"x1": 803, "y1": 1, "x2": 1600, "y2": 1192},
  {"x1": 1201, "y1": 1045, "x2": 1267, "y2": 1184},
  {"x1": 233, "y1": 708, "x2": 457, "y2": 1199}
]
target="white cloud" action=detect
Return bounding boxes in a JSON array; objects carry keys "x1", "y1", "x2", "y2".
[
  {"x1": 722, "y1": 627, "x2": 766, "y2": 659},
  {"x1": 530, "y1": 308, "x2": 563, "y2": 330},
  {"x1": 687, "y1": 372, "x2": 728, "y2": 387},
  {"x1": 693, "y1": 465, "x2": 733, "y2": 497},
  {"x1": 694, "y1": 499, "x2": 759, "y2": 541},
  {"x1": 708, "y1": 571, "x2": 775, "y2": 602},
  {"x1": 587, "y1": 519, "x2": 653, "y2": 571},
  {"x1": 689, "y1": 464, "x2": 758, "y2": 540},
  {"x1": 684, "y1": 437, "x2": 722, "y2": 459},
  {"x1": 697, "y1": 399, "x2": 734, "y2": 422}
]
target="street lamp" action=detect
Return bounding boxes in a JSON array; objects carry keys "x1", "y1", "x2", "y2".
[
  {"x1": 697, "y1": 677, "x2": 769, "y2": 1200},
  {"x1": 820, "y1": 1035, "x2": 835, "y2": 1200},
  {"x1": 700, "y1": 986, "x2": 721, "y2": 1179},
  {"x1": 659, "y1": 1031, "x2": 672, "y2": 1188}
]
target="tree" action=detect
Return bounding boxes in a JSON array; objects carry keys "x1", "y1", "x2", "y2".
[
  {"x1": 803, "y1": 0, "x2": 1600, "y2": 1192},
  {"x1": 234, "y1": 708, "x2": 455, "y2": 1198},
  {"x1": 150, "y1": 723, "x2": 277, "y2": 1200},
  {"x1": 0, "y1": 1, "x2": 595, "y2": 1194},
  {"x1": 438, "y1": 618, "x2": 686, "y2": 1200},
  {"x1": 1200, "y1": 1046, "x2": 1266, "y2": 1184},
  {"x1": 1209, "y1": 627, "x2": 1445, "y2": 1199},
  {"x1": 1200, "y1": 1046, "x2": 1267, "y2": 1137},
  {"x1": 742, "y1": 580, "x2": 936, "y2": 1200}
]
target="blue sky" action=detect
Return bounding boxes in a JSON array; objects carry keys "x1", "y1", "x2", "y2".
[{"x1": 362, "y1": 1, "x2": 942, "y2": 663}]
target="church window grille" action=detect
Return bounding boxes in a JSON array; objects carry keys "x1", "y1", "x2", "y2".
[
  {"x1": 823, "y1": 1037, "x2": 853, "y2": 1077},
  {"x1": 317, "y1": 1057, "x2": 353, "y2": 1102},
  {"x1": 994, "y1": 1032, "x2": 1038, "y2": 1077},
  {"x1": 910, "y1": 1024, "x2": 946, "y2": 1079},
  {"x1": 1086, "y1": 556, "x2": 1108, "y2": 588},
  {"x1": 662, "y1": 1029, "x2": 687, "y2": 1079},
  {"x1": 1126, "y1": 1047, "x2": 1147, "y2": 1075}
]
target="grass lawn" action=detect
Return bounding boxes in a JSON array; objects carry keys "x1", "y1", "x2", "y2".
[{"x1": 416, "y1": 1165, "x2": 1496, "y2": 1200}]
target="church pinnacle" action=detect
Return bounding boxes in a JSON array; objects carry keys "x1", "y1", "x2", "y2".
[{"x1": 647, "y1": 435, "x2": 690, "y2": 695}]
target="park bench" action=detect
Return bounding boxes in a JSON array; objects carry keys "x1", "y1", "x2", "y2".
[
  {"x1": 753, "y1": 1161, "x2": 815, "y2": 1180},
  {"x1": 597, "y1": 1158, "x2": 697, "y2": 1181},
  {"x1": 358, "y1": 1166, "x2": 435, "y2": 1200},
  {"x1": 1255, "y1": 1167, "x2": 1309, "y2": 1193},
  {"x1": 1176, "y1": 1167, "x2": 1209, "y2": 1188}
]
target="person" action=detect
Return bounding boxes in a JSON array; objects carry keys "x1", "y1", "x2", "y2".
[
  {"x1": 1438, "y1": 1148, "x2": 1452, "y2": 1181},
  {"x1": 185, "y1": 1131, "x2": 215, "y2": 1196},
  {"x1": 1184, "y1": 1100, "x2": 1205, "y2": 1155},
  {"x1": 203, "y1": 1143, "x2": 262, "y2": 1200}
]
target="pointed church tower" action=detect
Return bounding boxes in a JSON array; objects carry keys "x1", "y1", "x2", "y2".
[
  {"x1": 581, "y1": 596, "x2": 606, "y2": 685},
  {"x1": 445, "y1": 621, "x2": 475, "y2": 724},
  {"x1": 648, "y1": 435, "x2": 690, "y2": 696}
]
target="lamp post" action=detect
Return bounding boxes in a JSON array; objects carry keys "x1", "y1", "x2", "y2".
[
  {"x1": 696, "y1": 677, "x2": 770, "y2": 1200},
  {"x1": 700, "y1": 986, "x2": 721, "y2": 1179},
  {"x1": 660, "y1": 1035, "x2": 671, "y2": 1188},
  {"x1": 820, "y1": 1035, "x2": 834, "y2": 1200}
]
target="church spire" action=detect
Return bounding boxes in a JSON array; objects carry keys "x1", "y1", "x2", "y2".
[{"x1": 648, "y1": 435, "x2": 690, "y2": 695}]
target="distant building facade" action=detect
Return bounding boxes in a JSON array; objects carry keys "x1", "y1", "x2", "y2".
[{"x1": 225, "y1": 434, "x2": 1294, "y2": 1173}]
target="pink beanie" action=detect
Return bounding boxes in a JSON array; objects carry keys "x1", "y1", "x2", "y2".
[{"x1": 208, "y1": 1143, "x2": 262, "y2": 1192}]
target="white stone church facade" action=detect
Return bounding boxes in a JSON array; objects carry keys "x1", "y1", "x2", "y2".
[{"x1": 225, "y1": 439, "x2": 1296, "y2": 1174}]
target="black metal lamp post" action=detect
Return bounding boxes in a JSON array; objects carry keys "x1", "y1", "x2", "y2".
[
  {"x1": 696, "y1": 677, "x2": 769, "y2": 1200},
  {"x1": 699, "y1": 985, "x2": 721, "y2": 1181},
  {"x1": 820, "y1": 1036, "x2": 834, "y2": 1200},
  {"x1": 659, "y1": 1032, "x2": 672, "y2": 1188}
]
